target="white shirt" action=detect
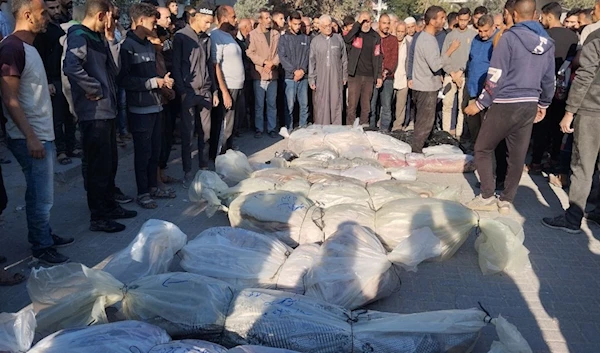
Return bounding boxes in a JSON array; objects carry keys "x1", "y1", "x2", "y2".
[
  {"x1": 393, "y1": 37, "x2": 409, "y2": 90},
  {"x1": 580, "y1": 21, "x2": 600, "y2": 46}
]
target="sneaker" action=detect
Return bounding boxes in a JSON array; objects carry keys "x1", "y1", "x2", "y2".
[
  {"x1": 541, "y1": 215, "x2": 581, "y2": 234},
  {"x1": 90, "y1": 220, "x2": 126, "y2": 233},
  {"x1": 182, "y1": 171, "x2": 194, "y2": 189},
  {"x1": 254, "y1": 131, "x2": 263, "y2": 139},
  {"x1": 585, "y1": 212, "x2": 600, "y2": 226},
  {"x1": 51, "y1": 234, "x2": 75, "y2": 248},
  {"x1": 106, "y1": 206, "x2": 137, "y2": 219},
  {"x1": 497, "y1": 200, "x2": 511, "y2": 215},
  {"x1": 269, "y1": 131, "x2": 278, "y2": 139},
  {"x1": 114, "y1": 190, "x2": 133, "y2": 204},
  {"x1": 464, "y1": 194, "x2": 498, "y2": 212},
  {"x1": 33, "y1": 248, "x2": 69, "y2": 265}
]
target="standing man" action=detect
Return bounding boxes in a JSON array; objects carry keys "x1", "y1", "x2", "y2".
[
  {"x1": 63, "y1": 0, "x2": 137, "y2": 232},
  {"x1": 392, "y1": 21, "x2": 409, "y2": 132},
  {"x1": 493, "y1": 13, "x2": 505, "y2": 31},
  {"x1": 441, "y1": 7, "x2": 476, "y2": 139},
  {"x1": 279, "y1": 11, "x2": 310, "y2": 130},
  {"x1": 247, "y1": 9, "x2": 280, "y2": 138},
  {"x1": 530, "y1": 2, "x2": 578, "y2": 173},
  {"x1": 579, "y1": 1, "x2": 600, "y2": 45},
  {"x1": 237, "y1": 18, "x2": 253, "y2": 131},
  {"x1": 564, "y1": 8, "x2": 581, "y2": 32},
  {"x1": 542, "y1": 27, "x2": 600, "y2": 232},
  {"x1": 369, "y1": 14, "x2": 398, "y2": 131},
  {"x1": 344, "y1": 11, "x2": 382, "y2": 126},
  {"x1": 472, "y1": 6, "x2": 488, "y2": 29},
  {"x1": 34, "y1": 0, "x2": 81, "y2": 166},
  {"x1": 167, "y1": 0, "x2": 178, "y2": 24},
  {"x1": 0, "y1": 0, "x2": 13, "y2": 39},
  {"x1": 172, "y1": 5, "x2": 217, "y2": 186},
  {"x1": 308, "y1": 15, "x2": 348, "y2": 125},
  {"x1": 59, "y1": 0, "x2": 72, "y2": 23},
  {"x1": 211, "y1": 5, "x2": 245, "y2": 151},
  {"x1": 405, "y1": 17, "x2": 417, "y2": 38},
  {"x1": 302, "y1": 17, "x2": 312, "y2": 35},
  {"x1": 411, "y1": 6, "x2": 459, "y2": 153},
  {"x1": 272, "y1": 11, "x2": 286, "y2": 34},
  {"x1": 464, "y1": 0, "x2": 555, "y2": 214},
  {"x1": 0, "y1": 0, "x2": 73, "y2": 264}
]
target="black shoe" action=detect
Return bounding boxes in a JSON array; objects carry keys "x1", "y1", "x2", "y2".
[
  {"x1": 106, "y1": 206, "x2": 137, "y2": 220},
  {"x1": 268, "y1": 131, "x2": 278, "y2": 139},
  {"x1": 585, "y1": 212, "x2": 600, "y2": 226},
  {"x1": 51, "y1": 234, "x2": 75, "y2": 248},
  {"x1": 114, "y1": 189, "x2": 133, "y2": 204},
  {"x1": 541, "y1": 216, "x2": 581, "y2": 234},
  {"x1": 33, "y1": 248, "x2": 69, "y2": 265},
  {"x1": 254, "y1": 131, "x2": 263, "y2": 139},
  {"x1": 90, "y1": 220, "x2": 126, "y2": 233}
]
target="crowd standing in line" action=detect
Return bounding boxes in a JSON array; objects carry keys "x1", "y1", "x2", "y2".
[{"x1": 2, "y1": 0, "x2": 600, "y2": 283}]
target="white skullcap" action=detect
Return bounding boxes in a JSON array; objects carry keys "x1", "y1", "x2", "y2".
[{"x1": 404, "y1": 16, "x2": 416, "y2": 24}]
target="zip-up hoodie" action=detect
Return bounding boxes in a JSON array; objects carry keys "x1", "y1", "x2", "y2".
[
  {"x1": 62, "y1": 24, "x2": 120, "y2": 121},
  {"x1": 566, "y1": 30, "x2": 600, "y2": 115},
  {"x1": 117, "y1": 30, "x2": 162, "y2": 114},
  {"x1": 343, "y1": 22, "x2": 382, "y2": 81},
  {"x1": 466, "y1": 30, "x2": 497, "y2": 98},
  {"x1": 475, "y1": 21, "x2": 555, "y2": 110},
  {"x1": 278, "y1": 30, "x2": 310, "y2": 79}
]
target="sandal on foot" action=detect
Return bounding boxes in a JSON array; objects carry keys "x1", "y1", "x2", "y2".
[
  {"x1": 161, "y1": 174, "x2": 179, "y2": 184},
  {"x1": 136, "y1": 194, "x2": 158, "y2": 209},
  {"x1": 150, "y1": 188, "x2": 176, "y2": 199},
  {"x1": 57, "y1": 153, "x2": 72, "y2": 165},
  {"x1": 0, "y1": 270, "x2": 26, "y2": 286},
  {"x1": 69, "y1": 149, "x2": 83, "y2": 158}
]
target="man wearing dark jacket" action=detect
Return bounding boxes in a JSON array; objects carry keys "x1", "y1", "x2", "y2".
[
  {"x1": 63, "y1": 0, "x2": 137, "y2": 233},
  {"x1": 118, "y1": 3, "x2": 174, "y2": 209},
  {"x1": 344, "y1": 11, "x2": 383, "y2": 126},
  {"x1": 172, "y1": 5, "x2": 217, "y2": 187},
  {"x1": 542, "y1": 29, "x2": 600, "y2": 233},
  {"x1": 279, "y1": 11, "x2": 310, "y2": 130},
  {"x1": 464, "y1": 0, "x2": 555, "y2": 214}
]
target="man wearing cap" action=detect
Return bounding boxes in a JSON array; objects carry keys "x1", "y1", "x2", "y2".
[{"x1": 405, "y1": 17, "x2": 417, "y2": 39}]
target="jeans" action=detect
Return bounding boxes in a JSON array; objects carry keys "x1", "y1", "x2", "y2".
[
  {"x1": 51, "y1": 79, "x2": 77, "y2": 155},
  {"x1": 80, "y1": 119, "x2": 119, "y2": 221},
  {"x1": 254, "y1": 80, "x2": 277, "y2": 133},
  {"x1": 475, "y1": 102, "x2": 537, "y2": 203},
  {"x1": 130, "y1": 112, "x2": 162, "y2": 195},
  {"x1": 284, "y1": 78, "x2": 309, "y2": 129},
  {"x1": 117, "y1": 87, "x2": 128, "y2": 135},
  {"x1": 347, "y1": 75, "x2": 375, "y2": 125},
  {"x1": 7, "y1": 138, "x2": 55, "y2": 252},
  {"x1": 369, "y1": 79, "x2": 394, "y2": 131},
  {"x1": 181, "y1": 94, "x2": 212, "y2": 172},
  {"x1": 412, "y1": 90, "x2": 439, "y2": 153}
]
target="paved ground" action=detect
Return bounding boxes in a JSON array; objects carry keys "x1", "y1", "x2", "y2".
[{"x1": 1, "y1": 131, "x2": 599, "y2": 353}]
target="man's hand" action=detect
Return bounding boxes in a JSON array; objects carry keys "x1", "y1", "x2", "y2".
[
  {"x1": 213, "y1": 93, "x2": 220, "y2": 108},
  {"x1": 408, "y1": 80, "x2": 413, "y2": 89},
  {"x1": 48, "y1": 83, "x2": 56, "y2": 96},
  {"x1": 27, "y1": 135, "x2": 45, "y2": 159},
  {"x1": 464, "y1": 101, "x2": 480, "y2": 116},
  {"x1": 222, "y1": 90, "x2": 232, "y2": 110},
  {"x1": 105, "y1": 11, "x2": 116, "y2": 41},
  {"x1": 310, "y1": 83, "x2": 316, "y2": 90},
  {"x1": 343, "y1": 79, "x2": 347, "y2": 86},
  {"x1": 294, "y1": 69, "x2": 304, "y2": 82},
  {"x1": 534, "y1": 107, "x2": 546, "y2": 123},
  {"x1": 376, "y1": 78, "x2": 383, "y2": 88},
  {"x1": 382, "y1": 69, "x2": 389, "y2": 79},
  {"x1": 560, "y1": 112, "x2": 575, "y2": 133},
  {"x1": 450, "y1": 71, "x2": 464, "y2": 88},
  {"x1": 448, "y1": 39, "x2": 460, "y2": 54},
  {"x1": 86, "y1": 93, "x2": 102, "y2": 101},
  {"x1": 163, "y1": 72, "x2": 174, "y2": 89},
  {"x1": 263, "y1": 60, "x2": 274, "y2": 70}
]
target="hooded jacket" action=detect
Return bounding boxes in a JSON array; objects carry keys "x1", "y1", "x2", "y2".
[
  {"x1": 566, "y1": 30, "x2": 600, "y2": 115},
  {"x1": 62, "y1": 24, "x2": 120, "y2": 122},
  {"x1": 117, "y1": 30, "x2": 163, "y2": 114},
  {"x1": 343, "y1": 22, "x2": 382, "y2": 81},
  {"x1": 475, "y1": 21, "x2": 555, "y2": 110},
  {"x1": 466, "y1": 30, "x2": 497, "y2": 98},
  {"x1": 278, "y1": 30, "x2": 310, "y2": 80}
]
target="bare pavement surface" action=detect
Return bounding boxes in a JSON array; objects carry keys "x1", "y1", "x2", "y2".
[{"x1": 1, "y1": 132, "x2": 600, "y2": 353}]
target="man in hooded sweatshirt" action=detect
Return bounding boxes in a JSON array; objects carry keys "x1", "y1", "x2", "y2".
[{"x1": 464, "y1": 0, "x2": 555, "y2": 214}]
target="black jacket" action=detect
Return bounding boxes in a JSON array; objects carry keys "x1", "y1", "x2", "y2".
[
  {"x1": 343, "y1": 22, "x2": 382, "y2": 80},
  {"x1": 34, "y1": 22, "x2": 65, "y2": 82},
  {"x1": 117, "y1": 31, "x2": 162, "y2": 112},
  {"x1": 278, "y1": 30, "x2": 310, "y2": 79}
]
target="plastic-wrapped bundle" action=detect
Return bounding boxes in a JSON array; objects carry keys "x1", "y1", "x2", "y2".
[
  {"x1": 487, "y1": 316, "x2": 533, "y2": 353},
  {"x1": 475, "y1": 218, "x2": 531, "y2": 275},
  {"x1": 287, "y1": 128, "x2": 328, "y2": 154},
  {"x1": 188, "y1": 171, "x2": 229, "y2": 217},
  {"x1": 306, "y1": 171, "x2": 365, "y2": 186},
  {"x1": 298, "y1": 148, "x2": 338, "y2": 161},
  {"x1": 27, "y1": 321, "x2": 170, "y2": 353},
  {"x1": 324, "y1": 130, "x2": 375, "y2": 159},
  {"x1": 351, "y1": 309, "x2": 486, "y2": 353},
  {"x1": 326, "y1": 157, "x2": 355, "y2": 170},
  {"x1": 277, "y1": 179, "x2": 311, "y2": 197},
  {"x1": 406, "y1": 153, "x2": 476, "y2": 173},
  {"x1": 387, "y1": 166, "x2": 418, "y2": 181},
  {"x1": 395, "y1": 180, "x2": 461, "y2": 201},
  {"x1": 229, "y1": 346, "x2": 302, "y2": 353},
  {"x1": 0, "y1": 310, "x2": 35, "y2": 353},
  {"x1": 304, "y1": 204, "x2": 376, "y2": 241},
  {"x1": 377, "y1": 149, "x2": 408, "y2": 168},
  {"x1": 423, "y1": 144, "x2": 464, "y2": 156},
  {"x1": 308, "y1": 182, "x2": 372, "y2": 209},
  {"x1": 304, "y1": 225, "x2": 402, "y2": 309},
  {"x1": 180, "y1": 227, "x2": 293, "y2": 289},
  {"x1": 365, "y1": 131, "x2": 412, "y2": 154},
  {"x1": 97, "y1": 219, "x2": 188, "y2": 283},
  {"x1": 28, "y1": 264, "x2": 235, "y2": 339},
  {"x1": 375, "y1": 198, "x2": 477, "y2": 259},
  {"x1": 215, "y1": 150, "x2": 254, "y2": 184},
  {"x1": 276, "y1": 243, "x2": 321, "y2": 293},
  {"x1": 222, "y1": 288, "x2": 354, "y2": 352},
  {"x1": 367, "y1": 180, "x2": 420, "y2": 210},
  {"x1": 219, "y1": 178, "x2": 280, "y2": 206},
  {"x1": 250, "y1": 168, "x2": 308, "y2": 183},
  {"x1": 340, "y1": 165, "x2": 391, "y2": 184},
  {"x1": 228, "y1": 190, "x2": 320, "y2": 247},
  {"x1": 289, "y1": 157, "x2": 328, "y2": 169},
  {"x1": 150, "y1": 340, "x2": 228, "y2": 353}
]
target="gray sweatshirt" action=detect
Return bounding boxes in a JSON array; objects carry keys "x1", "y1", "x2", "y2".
[
  {"x1": 442, "y1": 28, "x2": 477, "y2": 73},
  {"x1": 412, "y1": 31, "x2": 451, "y2": 92}
]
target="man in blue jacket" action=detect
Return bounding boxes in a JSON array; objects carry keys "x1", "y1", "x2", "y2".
[
  {"x1": 464, "y1": 0, "x2": 555, "y2": 214},
  {"x1": 278, "y1": 11, "x2": 310, "y2": 130}
]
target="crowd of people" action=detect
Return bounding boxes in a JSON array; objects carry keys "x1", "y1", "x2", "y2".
[{"x1": 1, "y1": 0, "x2": 600, "y2": 281}]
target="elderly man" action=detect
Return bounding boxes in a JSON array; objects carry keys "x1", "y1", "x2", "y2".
[
  {"x1": 344, "y1": 11, "x2": 382, "y2": 126},
  {"x1": 302, "y1": 16, "x2": 312, "y2": 35},
  {"x1": 493, "y1": 13, "x2": 504, "y2": 30},
  {"x1": 309, "y1": 15, "x2": 348, "y2": 125},
  {"x1": 392, "y1": 21, "x2": 410, "y2": 131},
  {"x1": 405, "y1": 16, "x2": 416, "y2": 38}
]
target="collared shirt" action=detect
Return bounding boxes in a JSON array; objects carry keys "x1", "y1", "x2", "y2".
[{"x1": 393, "y1": 37, "x2": 409, "y2": 90}]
